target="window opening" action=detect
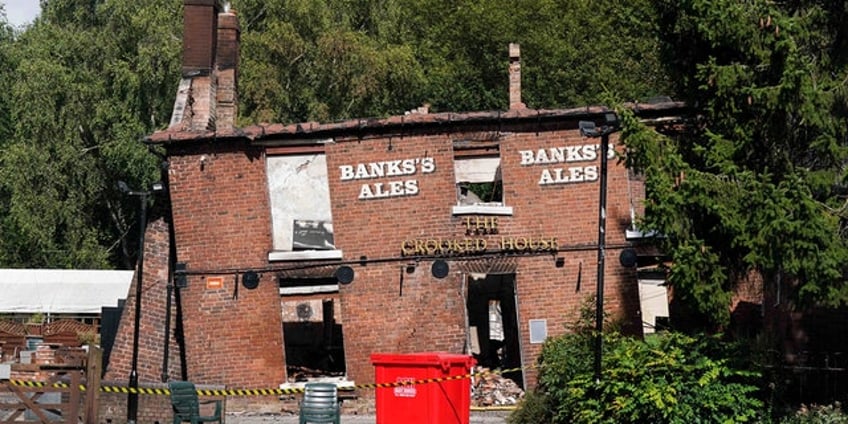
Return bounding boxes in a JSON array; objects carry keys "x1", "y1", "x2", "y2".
[
  {"x1": 453, "y1": 155, "x2": 512, "y2": 215},
  {"x1": 455, "y1": 156, "x2": 503, "y2": 206},
  {"x1": 267, "y1": 152, "x2": 342, "y2": 260},
  {"x1": 458, "y1": 180, "x2": 503, "y2": 205}
]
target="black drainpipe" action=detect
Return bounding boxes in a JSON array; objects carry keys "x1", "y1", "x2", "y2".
[
  {"x1": 159, "y1": 159, "x2": 173, "y2": 382},
  {"x1": 157, "y1": 158, "x2": 187, "y2": 382}
]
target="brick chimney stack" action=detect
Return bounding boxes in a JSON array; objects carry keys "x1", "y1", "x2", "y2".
[
  {"x1": 182, "y1": 0, "x2": 220, "y2": 76},
  {"x1": 215, "y1": 9, "x2": 239, "y2": 131},
  {"x1": 169, "y1": 0, "x2": 240, "y2": 132},
  {"x1": 508, "y1": 43, "x2": 525, "y2": 110}
]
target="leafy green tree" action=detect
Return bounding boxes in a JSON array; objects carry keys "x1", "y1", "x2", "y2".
[
  {"x1": 0, "y1": 6, "x2": 14, "y2": 143},
  {"x1": 619, "y1": 1, "x2": 848, "y2": 328},
  {"x1": 396, "y1": 0, "x2": 673, "y2": 112},
  {"x1": 1, "y1": 0, "x2": 674, "y2": 268},
  {"x1": 234, "y1": 0, "x2": 427, "y2": 123},
  {"x1": 232, "y1": 0, "x2": 673, "y2": 122},
  {"x1": 0, "y1": 0, "x2": 180, "y2": 269}
]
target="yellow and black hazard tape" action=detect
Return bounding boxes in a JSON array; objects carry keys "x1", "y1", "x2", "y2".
[
  {"x1": 6, "y1": 365, "x2": 530, "y2": 396},
  {"x1": 7, "y1": 380, "x2": 78, "y2": 390}
]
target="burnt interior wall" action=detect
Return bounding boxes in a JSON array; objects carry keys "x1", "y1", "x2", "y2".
[{"x1": 282, "y1": 296, "x2": 346, "y2": 379}]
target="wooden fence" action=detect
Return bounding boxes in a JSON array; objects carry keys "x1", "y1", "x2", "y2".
[{"x1": 0, "y1": 346, "x2": 101, "y2": 424}]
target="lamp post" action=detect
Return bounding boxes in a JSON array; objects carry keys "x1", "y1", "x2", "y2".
[
  {"x1": 118, "y1": 181, "x2": 164, "y2": 424},
  {"x1": 578, "y1": 112, "x2": 620, "y2": 384}
]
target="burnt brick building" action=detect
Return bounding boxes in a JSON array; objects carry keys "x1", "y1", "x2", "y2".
[{"x1": 101, "y1": 0, "x2": 686, "y2": 418}]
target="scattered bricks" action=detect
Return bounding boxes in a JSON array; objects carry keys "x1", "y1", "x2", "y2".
[{"x1": 472, "y1": 367, "x2": 525, "y2": 407}]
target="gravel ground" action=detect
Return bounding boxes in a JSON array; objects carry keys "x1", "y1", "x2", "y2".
[{"x1": 226, "y1": 410, "x2": 512, "y2": 424}]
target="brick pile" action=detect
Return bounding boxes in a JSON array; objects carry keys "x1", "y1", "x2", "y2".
[{"x1": 471, "y1": 367, "x2": 525, "y2": 406}]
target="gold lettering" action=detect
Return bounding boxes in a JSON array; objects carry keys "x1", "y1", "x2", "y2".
[
  {"x1": 414, "y1": 239, "x2": 428, "y2": 255},
  {"x1": 463, "y1": 216, "x2": 500, "y2": 235},
  {"x1": 514, "y1": 237, "x2": 528, "y2": 250},
  {"x1": 425, "y1": 239, "x2": 440, "y2": 255},
  {"x1": 401, "y1": 240, "x2": 414, "y2": 255},
  {"x1": 403, "y1": 236, "x2": 555, "y2": 256}
]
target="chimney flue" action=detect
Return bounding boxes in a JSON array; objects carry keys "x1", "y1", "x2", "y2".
[
  {"x1": 182, "y1": 0, "x2": 222, "y2": 76},
  {"x1": 509, "y1": 43, "x2": 525, "y2": 110},
  {"x1": 215, "y1": 10, "x2": 240, "y2": 130}
]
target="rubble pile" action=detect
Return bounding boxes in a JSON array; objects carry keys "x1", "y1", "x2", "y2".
[
  {"x1": 471, "y1": 367, "x2": 525, "y2": 406},
  {"x1": 286, "y1": 365, "x2": 345, "y2": 382}
]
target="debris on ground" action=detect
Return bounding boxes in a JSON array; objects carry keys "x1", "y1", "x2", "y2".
[
  {"x1": 286, "y1": 365, "x2": 345, "y2": 382},
  {"x1": 471, "y1": 367, "x2": 525, "y2": 406}
]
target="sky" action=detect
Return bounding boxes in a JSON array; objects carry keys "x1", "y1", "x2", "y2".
[{"x1": 2, "y1": 0, "x2": 41, "y2": 28}]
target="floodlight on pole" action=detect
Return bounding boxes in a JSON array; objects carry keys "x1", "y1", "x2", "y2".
[{"x1": 578, "y1": 112, "x2": 620, "y2": 384}]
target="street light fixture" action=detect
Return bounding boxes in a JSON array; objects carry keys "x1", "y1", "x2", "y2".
[
  {"x1": 578, "y1": 112, "x2": 620, "y2": 384},
  {"x1": 118, "y1": 180, "x2": 164, "y2": 424}
]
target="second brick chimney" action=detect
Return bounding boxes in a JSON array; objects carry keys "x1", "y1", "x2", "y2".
[
  {"x1": 215, "y1": 10, "x2": 240, "y2": 131},
  {"x1": 508, "y1": 43, "x2": 525, "y2": 110}
]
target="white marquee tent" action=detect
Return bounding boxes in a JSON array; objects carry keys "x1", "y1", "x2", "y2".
[{"x1": 0, "y1": 269, "x2": 133, "y2": 315}]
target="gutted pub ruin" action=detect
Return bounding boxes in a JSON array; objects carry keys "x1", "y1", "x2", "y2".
[{"x1": 100, "y1": 0, "x2": 684, "y2": 417}]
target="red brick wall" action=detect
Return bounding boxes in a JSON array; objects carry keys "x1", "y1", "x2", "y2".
[
  {"x1": 165, "y1": 141, "x2": 284, "y2": 388},
  {"x1": 182, "y1": 0, "x2": 219, "y2": 75},
  {"x1": 104, "y1": 217, "x2": 181, "y2": 385},
  {"x1": 326, "y1": 134, "x2": 465, "y2": 384},
  {"x1": 322, "y1": 127, "x2": 642, "y2": 387},
  {"x1": 98, "y1": 383, "x2": 173, "y2": 424},
  {"x1": 131, "y1": 120, "x2": 644, "y2": 409}
]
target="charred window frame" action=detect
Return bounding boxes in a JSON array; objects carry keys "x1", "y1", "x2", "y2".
[{"x1": 452, "y1": 141, "x2": 513, "y2": 216}]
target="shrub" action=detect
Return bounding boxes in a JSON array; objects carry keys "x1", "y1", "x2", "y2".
[
  {"x1": 779, "y1": 403, "x2": 848, "y2": 424},
  {"x1": 514, "y1": 330, "x2": 763, "y2": 424},
  {"x1": 506, "y1": 389, "x2": 552, "y2": 424}
]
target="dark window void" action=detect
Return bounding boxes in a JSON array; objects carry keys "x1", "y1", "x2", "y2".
[
  {"x1": 458, "y1": 181, "x2": 503, "y2": 205},
  {"x1": 466, "y1": 273, "x2": 523, "y2": 388},
  {"x1": 282, "y1": 298, "x2": 346, "y2": 380}
]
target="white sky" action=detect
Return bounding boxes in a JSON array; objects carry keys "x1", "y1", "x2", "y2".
[{"x1": 2, "y1": 0, "x2": 41, "y2": 28}]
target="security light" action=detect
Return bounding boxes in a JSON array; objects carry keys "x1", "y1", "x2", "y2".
[
  {"x1": 151, "y1": 182, "x2": 165, "y2": 193},
  {"x1": 619, "y1": 249, "x2": 638, "y2": 268},
  {"x1": 578, "y1": 120, "x2": 600, "y2": 138}
]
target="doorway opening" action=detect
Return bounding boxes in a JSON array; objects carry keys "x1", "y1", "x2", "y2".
[
  {"x1": 466, "y1": 273, "x2": 523, "y2": 388},
  {"x1": 280, "y1": 276, "x2": 346, "y2": 382}
]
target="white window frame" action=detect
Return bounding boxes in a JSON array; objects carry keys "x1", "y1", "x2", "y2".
[
  {"x1": 452, "y1": 155, "x2": 513, "y2": 216},
  {"x1": 266, "y1": 148, "x2": 343, "y2": 262}
]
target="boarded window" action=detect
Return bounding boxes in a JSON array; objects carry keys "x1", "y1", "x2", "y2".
[{"x1": 267, "y1": 154, "x2": 335, "y2": 252}]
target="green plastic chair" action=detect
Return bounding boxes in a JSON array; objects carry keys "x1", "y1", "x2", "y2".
[
  {"x1": 299, "y1": 382, "x2": 340, "y2": 424},
  {"x1": 168, "y1": 381, "x2": 223, "y2": 424}
]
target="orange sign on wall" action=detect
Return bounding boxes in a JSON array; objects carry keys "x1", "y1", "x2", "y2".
[{"x1": 206, "y1": 276, "x2": 224, "y2": 289}]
